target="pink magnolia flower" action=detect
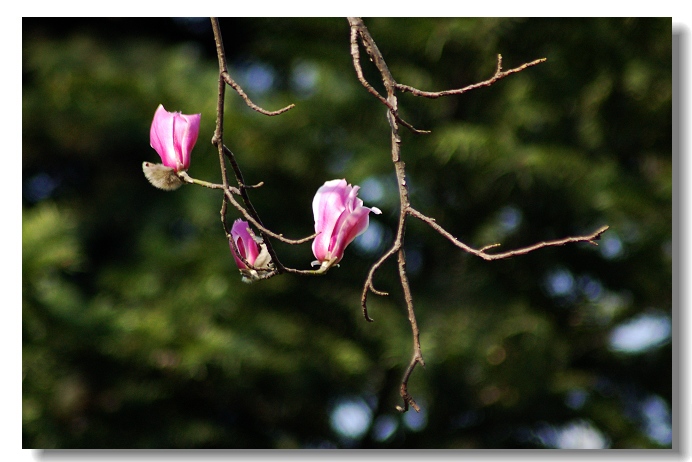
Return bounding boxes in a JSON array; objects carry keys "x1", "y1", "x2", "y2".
[
  {"x1": 230, "y1": 219, "x2": 272, "y2": 282},
  {"x1": 312, "y1": 179, "x2": 382, "y2": 270},
  {"x1": 143, "y1": 104, "x2": 201, "y2": 191},
  {"x1": 149, "y1": 104, "x2": 201, "y2": 171}
]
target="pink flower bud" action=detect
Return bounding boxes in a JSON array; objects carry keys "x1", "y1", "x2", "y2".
[
  {"x1": 311, "y1": 179, "x2": 382, "y2": 270},
  {"x1": 230, "y1": 219, "x2": 272, "y2": 282},
  {"x1": 149, "y1": 104, "x2": 201, "y2": 172},
  {"x1": 230, "y1": 219, "x2": 261, "y2": 269}
]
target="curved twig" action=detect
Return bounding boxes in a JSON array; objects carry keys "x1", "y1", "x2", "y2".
[
  {"x1": 408, "y1": 207, "x2": 609, "y2": 260},
  {"x1": 361, "y1": 242, "x2": 400, "y2": 322},
  {"x1": 395, "y1": 55, "x2": 547, "y2": 98},
  {"x1": 211, "y1": 18, "x2": 295, "y2": 117},
  {"x1": 221, "y1": 71, "x2": 295, "y2": 116}
]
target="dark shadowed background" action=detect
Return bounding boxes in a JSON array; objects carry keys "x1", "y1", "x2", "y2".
[{"x1": 22, "y1": 17, "x2": 672, "y2": 449}]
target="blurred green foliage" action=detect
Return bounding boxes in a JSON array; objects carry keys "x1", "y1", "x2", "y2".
[{"x1": 23, "y1": 18, "x2": 672, "y2": 449}]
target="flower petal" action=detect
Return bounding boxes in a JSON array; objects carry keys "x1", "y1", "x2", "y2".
[
  {"x1": 329, "y1": 205, "x2": 372, "y2": 262},
  {"x1": 174, "y1": 112, "x2": 201, "y2": 170},
  {"x1": 149, "y1": 105, "x2": 178, "y2": 168}
]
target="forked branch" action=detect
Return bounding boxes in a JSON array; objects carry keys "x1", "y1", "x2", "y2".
[{"x1": 348, "y1": 17, "x2": 607, "y2": 413}]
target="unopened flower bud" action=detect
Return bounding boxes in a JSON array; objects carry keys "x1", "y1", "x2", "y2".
[
  {"x1": 144, "y1": 104, "x2": 201, "y2": 190},
  {"x1": 230, "y1": 219, "x2": 272, "y2": 282}
]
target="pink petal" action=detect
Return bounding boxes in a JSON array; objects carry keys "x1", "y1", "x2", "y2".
[
  {"x1": 149, "y1": 105, "x2": 178, "y2": 169},
  {"x1": 174, "y1": 112, "x2": 201, "y2": 170},
  {"x1": 312, "y1": 179, "x2": 349, "y2": 232},
  {"x1": 329, "y1": 206, "x2": 372, "y2": 263},
  {"x1": 230, "y1": 219, "x2": 260, "y2": 269}
]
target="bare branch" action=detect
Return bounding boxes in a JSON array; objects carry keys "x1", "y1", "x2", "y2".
[
  {"x1": 394, "y1": 248, "x2": 425, "y2": 413},
  {"x1": 349, "y1": 17, "x2": 429, "y2": 411},
  {"x1": 408, "y1": 207, "x2": 609, "y2": 260},
  {"x1": 210, "y1": 18, "x2": 295, "y2": 117},
  {"x1": 221, "y1": 71, "x2": 295, "y2": 116},
  {"x1": 348, "y1": 18, "x2": 602, "y2": 413},
  {"x1": 361, "y1": 242, "x2": 400, "y2": 322},
  {"x1": 176, "y1": 171, "x2": 234, "y2": 191},
  {"x1": 395, "y1": 55, "x2": 547, "y2": 99}
]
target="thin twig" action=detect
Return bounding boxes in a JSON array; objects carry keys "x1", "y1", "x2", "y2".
[
  {"x1": 210, "y1": 19, "x2": 294, "y2": 117},
  {"x1": 361, "y1": 242, "x2": 399, "y2": 322},
  {"x1": 395, "y1": 248, "x2": 425, "y2": 413},
  {"x1": 210, "y1": 18, "x2": 283, "y2": 271},
  {"x1": 221, "y1": 72, "x2": 295, "y2": 116},
  {"x1": 351, "y1": 16, "x2": 412, "y2": 323},
  {"x1": 408, "y1": 207, "x2": 609, "y2": 260},
  {"x1": 395, "y1": 55, "x2": 547, "y2": 99}
]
